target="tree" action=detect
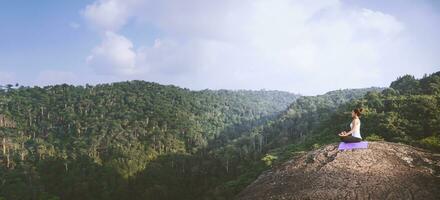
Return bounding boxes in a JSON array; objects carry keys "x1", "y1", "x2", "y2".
[{"x1": 390, "y1": 75, "x2": 420, "y2": 95}]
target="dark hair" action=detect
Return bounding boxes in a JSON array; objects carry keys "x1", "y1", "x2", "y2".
[{"x1": 353, "y1": 108, "x2": 363, "y2": 117}]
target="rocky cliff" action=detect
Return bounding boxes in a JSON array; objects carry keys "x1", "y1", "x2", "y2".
[{"x1": 236, "y1": 142, "x2": 440, "y2": 200}]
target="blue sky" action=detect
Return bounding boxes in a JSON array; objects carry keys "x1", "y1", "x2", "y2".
[{"x1": 0, "y1": 0, "x2": 439, "y2": 95}]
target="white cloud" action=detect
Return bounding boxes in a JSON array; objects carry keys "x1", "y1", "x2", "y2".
[
  {"x1": 355, "y1": 9, "x2": 404, "y2": 36},
  {"x1": 81, "y1": 0, "x2": 424, "y2": 94},
  {"x1": 86, "y1": 31, "x2": 147, "y2": 76},
  {"x1": 82, "y1": 0, "x2": 145, "y2": 31}
]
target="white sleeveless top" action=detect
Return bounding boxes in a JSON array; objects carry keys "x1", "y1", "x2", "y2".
[{"x1": 350, "y1": 119, "x2": 362, "y2": 139}]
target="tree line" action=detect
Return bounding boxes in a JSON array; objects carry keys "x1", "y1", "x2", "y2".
[{"x1": 0, "y1": 71, "x2": 438, "y2": 200}]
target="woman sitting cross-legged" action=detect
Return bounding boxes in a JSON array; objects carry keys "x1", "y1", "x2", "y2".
[{"x1": 339, "y1": 108, "x2": 363, "y2": 143}]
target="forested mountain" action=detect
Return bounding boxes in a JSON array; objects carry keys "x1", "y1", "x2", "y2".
[
  {"x1": 205, "y1": 87, "x2": 384, "y2": 198},
  {"x1": 224, "y1": 71, "x2": 440, "y2": 199},
  {"x1": 235, "y1": 73, "x2": 440, "y2": 199},
  {"x1": 0, "y1": 71, "x2": 439, "y2": 200},
  {"x1": 0, "y1": 81, "x2": 298, "y2": 200},
  {"x1": 245, "y1": 71, "x2": 440, "y2": 178}
]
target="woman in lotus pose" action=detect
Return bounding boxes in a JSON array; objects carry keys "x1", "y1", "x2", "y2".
[{"x1": 339, "y1": 108, "x2": 363, "y2": 143}]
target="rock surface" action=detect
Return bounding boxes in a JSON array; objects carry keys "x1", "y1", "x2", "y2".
[{"x1": 236, "y1": 142, "x2": 440, "y2": 200}]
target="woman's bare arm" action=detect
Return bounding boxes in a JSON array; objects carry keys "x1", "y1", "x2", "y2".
[{"x1": 343, "y1": 119, "x2": 359, "y2": 136}]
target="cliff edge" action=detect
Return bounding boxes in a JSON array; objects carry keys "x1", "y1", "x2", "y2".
[{"x1": 236, "y1": 142, "x2": 440, "y2": 200}]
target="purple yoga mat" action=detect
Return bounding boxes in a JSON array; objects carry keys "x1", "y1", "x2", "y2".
[{"x1": 338, "y1": 141, "x2": 368, "y2": 150}]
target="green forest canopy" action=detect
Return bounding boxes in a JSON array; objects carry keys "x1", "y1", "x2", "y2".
[{"x1": 0, "y1": 71, "x2": 439, "y2": 200}]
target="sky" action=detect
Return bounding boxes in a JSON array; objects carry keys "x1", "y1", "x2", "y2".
[{"x1": 0, "y1": 0, "x2": 439, "y2": 95}]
